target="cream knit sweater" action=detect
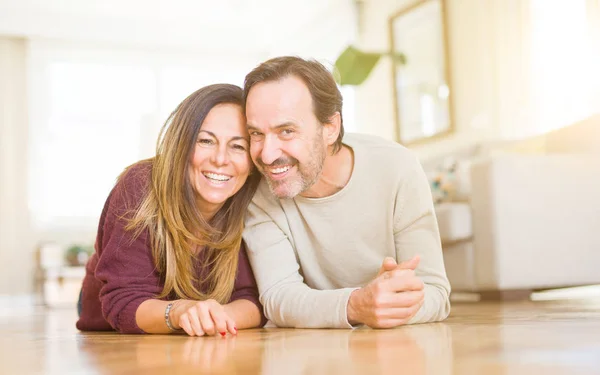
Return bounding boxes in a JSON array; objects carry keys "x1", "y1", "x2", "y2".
[{"x1": 243, "y1": 133, "x2": 451, "y2": 328}]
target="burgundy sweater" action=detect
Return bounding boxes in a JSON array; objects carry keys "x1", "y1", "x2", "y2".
[{"x1": 76, "y1": 162, "x2": 266, "y2": 334}]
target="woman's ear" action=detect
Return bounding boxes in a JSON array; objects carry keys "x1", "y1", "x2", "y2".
[{"x1": 323, "y1": 112, "x2": 341, "y2": 147}]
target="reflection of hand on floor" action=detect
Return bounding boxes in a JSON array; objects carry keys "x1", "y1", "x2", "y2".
[
  {"x1": 181, "y1": 335, "x2": 237, "y2": 369},
  {"x1": 259, "y1": 323, "x2": 452, "y2": 375},
  {"x1": 131, "y1": 334, "x2": 243, "y2": 374},
  {"x1": 349, "y1": 323, "x2": 453, "y2": 375},
  {"x1": 181, "y1": 336, "x2": 236, "y2": 370},
  {"x1": 350, "y1": 328, "x2": 427, "y2": 374}
]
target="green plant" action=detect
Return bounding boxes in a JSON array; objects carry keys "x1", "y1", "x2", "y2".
[
  {"x1": 65, "y1": 244, "x2": 94, "y2": 266},
  {"x1": 334, "y1": 45, "x2": 406, "y2": 86}
]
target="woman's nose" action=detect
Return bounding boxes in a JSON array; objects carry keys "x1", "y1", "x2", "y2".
[{"x1": 211, "y1": 145, "x2": 230, "y2": 166}]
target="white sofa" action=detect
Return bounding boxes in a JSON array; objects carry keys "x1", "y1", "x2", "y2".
[{"x1": 437, "y1": 116, "x2": 600, "y2": 297}]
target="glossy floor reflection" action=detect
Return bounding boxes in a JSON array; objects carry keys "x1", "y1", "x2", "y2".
[{"x1": 1, "y1": 298, "x2": 600, "y2": 374}]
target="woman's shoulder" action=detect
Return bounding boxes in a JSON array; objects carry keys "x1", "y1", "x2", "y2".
[
  {"x1": 110, "y1": 159, "x2": 153, "y2": 210},
  {"x1": 119, "y1": 159, "x2": 153, "y2": 188}
]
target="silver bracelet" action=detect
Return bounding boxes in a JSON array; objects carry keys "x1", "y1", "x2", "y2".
[{"x1": 165, "y1": 302, "x2": 180, "y2": 332}]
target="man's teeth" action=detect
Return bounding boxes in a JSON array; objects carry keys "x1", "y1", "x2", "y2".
[
  {"x1": 203, "y1": 172, "x2": 231, "y2": 182},
  {"x1": 271, "y1": 166, "x2": 291, "y2": 174}
]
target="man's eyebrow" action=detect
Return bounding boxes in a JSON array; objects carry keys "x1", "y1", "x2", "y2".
[
  {"x1": 273, "y1": 122, "x2": 297, "y2": 130},
  {"x1": 246, "y1": 124, "x2": 260, "y2": 132},
  {"x1": 247, "y1": 122, "x2": 297, "y2": 132}
]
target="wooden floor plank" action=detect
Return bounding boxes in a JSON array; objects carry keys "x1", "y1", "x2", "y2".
[{"x1": 2, "y1": 298, "x2": 600, "y2": 374}]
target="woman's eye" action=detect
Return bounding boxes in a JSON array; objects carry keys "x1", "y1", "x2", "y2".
[
  {"x1": 198, "y1": 139, "x2": 214, "y2": 145},
  {"x1": 232, "y1": 144, "x2": 246, "y2": 151}
]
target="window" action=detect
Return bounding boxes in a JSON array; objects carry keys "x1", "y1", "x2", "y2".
[
  {"x1": 28, "y1": 41, "x2": 258, "y2": 230},
  {"x1": 529, "y1": 0, "x2": 598, "y2": 134},
  {"x1": 29, "y1": 61, "x2": 156, "y2": 228}
]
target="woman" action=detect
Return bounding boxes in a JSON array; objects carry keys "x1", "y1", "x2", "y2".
[{"x1": 76, "y1": 84, "x2": 266, "y2": 336}]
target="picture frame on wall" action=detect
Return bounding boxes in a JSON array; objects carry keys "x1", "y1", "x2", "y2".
[{"x1": 389, "y1": 0, "x2": 454, "y2": 145}]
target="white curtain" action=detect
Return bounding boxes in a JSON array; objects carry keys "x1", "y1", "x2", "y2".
[{"x1": 0, "y1": 37, "x2": 33, "y2": 294}]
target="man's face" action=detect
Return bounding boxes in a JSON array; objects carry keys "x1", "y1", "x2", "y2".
[{"x1": 245, "y1": 75, "x2": 327, "y2": 199}]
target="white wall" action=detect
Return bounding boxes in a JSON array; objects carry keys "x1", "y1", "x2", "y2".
[
  {"x1": 0, "y1": 2, "x2": 358, "y2": 295},
  {"x1": 0, "y1": 37, "x2": 34, "y2": 294},
  {"x1": 267, "y1": 0, "x2": 359, "y2": 132},
  {"x1": 354, "y1": 0, "x2": 523, "y2": 160},
  {"x1": 354, "y1": 0, "x2": 600, "y2": 161}
]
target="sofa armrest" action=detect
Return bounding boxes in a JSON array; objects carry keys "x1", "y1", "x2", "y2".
[{"x1": 469, "y1": 154, "x2": 600, "y2": 290}]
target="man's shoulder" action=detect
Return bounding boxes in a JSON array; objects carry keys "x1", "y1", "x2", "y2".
[
  {"x1": 248, "y1": 178, "x2": 284, "y2": 214},
  {"x1": 245, "y1": 179, "x2": 292, "y2": 230}
]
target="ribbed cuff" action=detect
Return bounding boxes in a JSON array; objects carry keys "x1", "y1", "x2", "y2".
[{"x1": 338, "y1": 287, "x2": 361, "y2": 329}]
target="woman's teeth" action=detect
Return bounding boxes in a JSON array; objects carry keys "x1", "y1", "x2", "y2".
[{"x1": 203, "y1": 172, "x2": 231, "y2": 182}]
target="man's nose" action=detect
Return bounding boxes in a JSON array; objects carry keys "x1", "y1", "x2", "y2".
[{"x1": 260, "y1": 135, "x2": 282, "y2": 165}]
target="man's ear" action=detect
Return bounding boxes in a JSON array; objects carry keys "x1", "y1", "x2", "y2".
[{"x1": 322, "y1": 112, "x2": 341, "y2": 147}]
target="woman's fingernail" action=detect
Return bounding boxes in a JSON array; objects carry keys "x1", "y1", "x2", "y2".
[{"x1": 220, "y1": 332, "x2": 226, "y2": 337}]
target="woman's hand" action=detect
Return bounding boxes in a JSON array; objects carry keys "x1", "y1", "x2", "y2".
[{"x1": 171, "y1": 299, "x2": 237, "y2": 337}]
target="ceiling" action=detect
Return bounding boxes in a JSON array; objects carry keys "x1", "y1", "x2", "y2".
[{"x1": 0, "y1": 0, "x2": 356, "y2": 55}]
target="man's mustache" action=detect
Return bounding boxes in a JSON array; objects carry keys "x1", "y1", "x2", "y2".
[{"x1": 257, "y1": 156, "x2": 298, "y2": 169}]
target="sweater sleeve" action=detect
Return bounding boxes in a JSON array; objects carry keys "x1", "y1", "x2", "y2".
[
  {"x1": 243, "y1": 199, "x2": 357, "y2": 329},
  {"x1": 95, "y1": 166, "x2": 162, "y2": 334},
  {"x1": 229, "y1": 242, "x2": 268, "y2": 327},
  {"x1": 393, "y1": 156, "x2": 451, "y2": 324}
]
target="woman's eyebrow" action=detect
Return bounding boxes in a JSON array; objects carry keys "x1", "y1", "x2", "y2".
[
  {"x1": 199, "y1": 130, "x2": 248, "y2": 142},
  {"x1": 198, "y1": 130, "x2": 216, "y2": 137}
]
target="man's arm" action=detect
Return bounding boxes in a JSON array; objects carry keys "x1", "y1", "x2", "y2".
[
  {"x1": 393, "y1": 158, "x2": 452, "y2": 324},
  {"x1": 243, "y1": 200, "x2": 358, "y2": 328}
]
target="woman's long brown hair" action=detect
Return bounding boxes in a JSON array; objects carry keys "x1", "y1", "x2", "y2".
[{"x1": 124, "y1": 84, "x2": 260, "y2": 303}]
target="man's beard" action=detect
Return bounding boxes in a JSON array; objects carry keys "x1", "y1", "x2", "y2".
[{"x1": 258, "y1": 136, "x2": 326, "y2": 199}]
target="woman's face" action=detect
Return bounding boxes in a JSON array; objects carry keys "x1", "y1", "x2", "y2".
[{"x1": 189, "y1": 103, "x2": 252, "y2": 218}]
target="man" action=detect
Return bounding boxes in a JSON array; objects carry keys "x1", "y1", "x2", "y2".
[{"x1": 242, "y1": 56, "x2": 450, "y2": 329}]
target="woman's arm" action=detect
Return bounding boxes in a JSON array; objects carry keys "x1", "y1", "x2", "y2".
[
  {"x1": 92, "y1": 164, "x2": 164, "y2": 334},
  {"x1": 135, "y1": 297, "x2": 260, "y2": 336},
  {"x1": 223, "y1": 298, "x2": 262, "y2": 329},
  {"x1": 135, "y1": 299, "x2": 176, "y2": 334}
]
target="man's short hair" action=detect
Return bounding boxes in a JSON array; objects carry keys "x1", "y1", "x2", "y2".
[{"x1": 243, "y1": 56, "x2": 345, "y2": 154}]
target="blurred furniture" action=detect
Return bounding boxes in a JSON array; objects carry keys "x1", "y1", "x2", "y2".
[
  {"x1": 436, "y1": 116, "x2": 600, "y2": 298},
  {"x1": 34, "y1": 243, "x2": 86, "y2": 308}
]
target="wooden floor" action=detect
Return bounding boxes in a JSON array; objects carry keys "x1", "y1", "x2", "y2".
[{"x1": 2, "y1": 296, "x2": 600, "y2": 374}]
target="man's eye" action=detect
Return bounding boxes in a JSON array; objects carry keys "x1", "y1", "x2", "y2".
[
  {"x1": 249, "y1": 131, "x2": 263, "y2": 137},
  {"x1": 282, "y1": 129, "x2": 294, "y2": 135}
]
